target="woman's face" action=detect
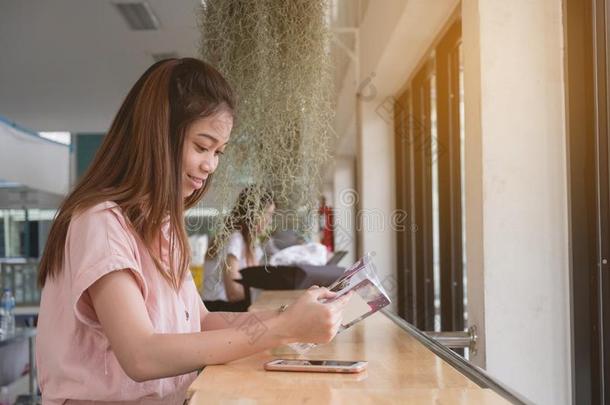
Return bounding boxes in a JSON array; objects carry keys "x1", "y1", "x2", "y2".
[
  {"x1": 255, "y1": 202, "x2": 275, "y2": 235},
  {"x1": 182, "y1": 110, "x2": 233, "y2": 198}
]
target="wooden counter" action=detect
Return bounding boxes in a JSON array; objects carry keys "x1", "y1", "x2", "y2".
[{"x1": 187, "y1": 291, "x2": 516, "y2": 404}]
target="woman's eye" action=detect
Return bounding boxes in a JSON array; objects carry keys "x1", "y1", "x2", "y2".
[
  {"x1": 215, "y1": 150, "x2": 225, "y2": 156},
  {"x1": 195, "y1": 144, "x2": 207, "y2": 153}
]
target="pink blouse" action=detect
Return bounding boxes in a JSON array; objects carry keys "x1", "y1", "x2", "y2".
[{"x1": 36, "y1": 201, "x2": 202, "y2": 404}]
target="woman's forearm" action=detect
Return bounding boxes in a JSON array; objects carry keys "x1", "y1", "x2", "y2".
[
  {"x1": 223, "y1": 255, "x2": 245, "y2": 301},
  {"x1": 90, "y1": 270, "x2": 291, "y2": 383},
  {"x1": 224, "y1": 280, "x2": 245, "y2": 301},
  {"x1": 202, "y1": 309, "x2": 279, "y2": 331},
  {"x1": 133, "y1": 313, "x2": 289, "y2": 381}
]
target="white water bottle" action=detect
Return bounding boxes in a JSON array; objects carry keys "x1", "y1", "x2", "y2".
[
  {"x1": 0, "y1": 289, "x2": 15, "y2": 336},
  {"x1": 0, "y1": 386, "x2": 9, "y2": 405}
]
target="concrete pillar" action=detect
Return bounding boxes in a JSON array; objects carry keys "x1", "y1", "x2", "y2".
[{"x1": 462, "y1": 1, "x2": 571, "y2": 403}]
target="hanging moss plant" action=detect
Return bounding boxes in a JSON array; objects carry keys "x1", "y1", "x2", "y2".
[{"x1": 197, "y1": 0, "x2": 335, "y2": 247}]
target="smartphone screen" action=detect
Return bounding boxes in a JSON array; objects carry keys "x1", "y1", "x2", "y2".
[
  {"x1": 276, "y1": 360, "x2": 360, "y2": 367},
  {"x1": 265, "y1": 359, "x2": 368, "y2": 373}
]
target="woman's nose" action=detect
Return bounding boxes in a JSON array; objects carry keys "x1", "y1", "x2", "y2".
[{"x1": 200, "y1": 154, "x2": 217, "y2": 174}]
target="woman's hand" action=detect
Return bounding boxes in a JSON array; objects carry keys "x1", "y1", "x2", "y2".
[{"x1": 278, "y1": 287, "x2": 352, "y2": 344}]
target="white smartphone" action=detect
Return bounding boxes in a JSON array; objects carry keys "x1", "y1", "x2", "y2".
[{"x1": 264, "y1": 359, "x2": 368, "y2": 373}]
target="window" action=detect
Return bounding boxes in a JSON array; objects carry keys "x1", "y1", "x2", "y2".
[{"x1": 394, "y1": 19, "x2": 466, "y2": 336}]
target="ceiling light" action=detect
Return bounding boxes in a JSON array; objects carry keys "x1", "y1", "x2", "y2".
[{"x1": 113, "y1": 2, "x2": 160, "y2": 31}]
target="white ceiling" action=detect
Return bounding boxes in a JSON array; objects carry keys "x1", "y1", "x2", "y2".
[{"x1": 0, "y1": 0, "x2": 202, "y2": 133}]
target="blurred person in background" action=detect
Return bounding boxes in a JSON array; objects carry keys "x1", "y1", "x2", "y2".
[{"x1": 203, "y1": 186, "x2": 274, "y2": 311}]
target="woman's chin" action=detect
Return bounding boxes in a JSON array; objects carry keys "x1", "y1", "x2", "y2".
[{"x1": 183, "y1": 188, "x2": 195, "y2": 198}]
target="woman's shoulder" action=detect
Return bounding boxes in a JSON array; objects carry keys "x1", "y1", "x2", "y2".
[
  {"x1": 70, "y1": 201, "x2": 130, "y2": 234},
  {"x1": 228, "y1": 230, "x2": 245, "y2": 243},
  {"x1": 73, "y1": 200, "x2": 120, "y2": 217},
  {"x1": 65, "y1": 201, "x2": 140, "y2": 267},
  {"x1": 225, "y1": 231, "x2": 246, "y2": 257}
]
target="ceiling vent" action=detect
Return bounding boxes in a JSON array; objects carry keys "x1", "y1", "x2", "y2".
[{"x1": 114, "y1": 2, "x2": 160, "y2": 31}]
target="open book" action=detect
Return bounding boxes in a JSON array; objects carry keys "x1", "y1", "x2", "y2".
[{"x1": 289, "y1": 252, "x2": 391, "y2": 353}]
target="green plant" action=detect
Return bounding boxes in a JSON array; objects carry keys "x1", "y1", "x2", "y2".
[{"x1": 197, "y1": 0, "x2": 335, "y2": 248}]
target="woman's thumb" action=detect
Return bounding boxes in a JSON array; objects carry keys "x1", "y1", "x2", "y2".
[{"x1": 309, "y1": 287, "x2": 337, "y2": 300}]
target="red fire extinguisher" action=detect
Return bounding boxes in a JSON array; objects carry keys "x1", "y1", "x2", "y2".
[{"x1": 319, "y1": 197, "x2": 334, "y2": 253}]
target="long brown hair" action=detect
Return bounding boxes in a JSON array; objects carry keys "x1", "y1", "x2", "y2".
[{"x1": 38, "y1": 58, "x2": 235, "y2": 289}]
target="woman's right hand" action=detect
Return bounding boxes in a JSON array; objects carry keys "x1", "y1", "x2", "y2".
[{"x1": 279, "y1": 287, "x2": 352, "y2": 344}]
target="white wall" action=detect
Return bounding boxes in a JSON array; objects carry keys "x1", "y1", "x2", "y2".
[
  {"x1": 463, "y1": 1, "x2": 571, "y2": 404},
  {"x1": 0, "y1": 121, "x2": 70, "y2": 195},
  {"x1": 357, "y1": 97, "x2": 398, "y2": 309},
  {"x1": 332, "y1": 156, "x2": 357, "y2": 266}
]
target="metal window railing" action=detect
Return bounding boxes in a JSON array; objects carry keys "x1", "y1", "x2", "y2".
[{"x1": 424, "y1": 326, "x2": 478, "y2": 354}]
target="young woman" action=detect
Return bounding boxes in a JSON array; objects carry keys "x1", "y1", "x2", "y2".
[
  {"x1": 36, "y1": 58, "x2": 350, "y2": 404},
  {"x1": 203, "y1": 186, "x2": 275, "y2": 312}
]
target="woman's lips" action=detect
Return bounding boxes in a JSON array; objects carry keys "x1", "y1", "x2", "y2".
[{"x1": 187, "y1": 174, "x2": 206, "y2": 189}]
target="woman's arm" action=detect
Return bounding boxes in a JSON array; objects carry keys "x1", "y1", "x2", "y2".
[
  {"x1": 201, "y1": 310, "x2": 286, "y2": 331},
  {"x1": 222, "y1": 254, "x2": 245, "y2": 302},
  {"x1": 199, "y1": 299, "x2": 279, "y2": 331},
  {"x1": 90, "y1": 269, "x2": 349, "y2": 382}
]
